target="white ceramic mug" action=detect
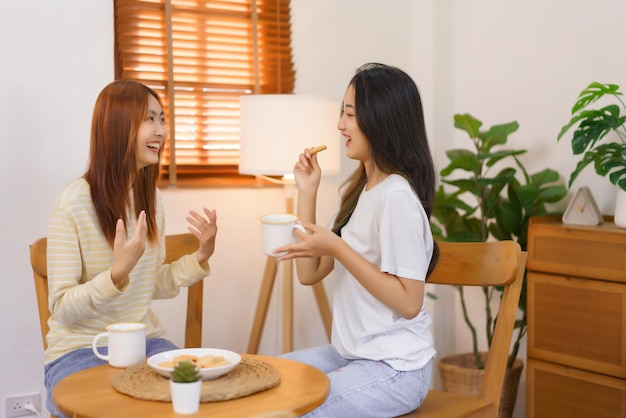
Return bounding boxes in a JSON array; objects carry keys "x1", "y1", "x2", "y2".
[
  {"x1": 92, "y1": 322, "x2": 146, "y2": 368},
  {"x1": 260, "y1": 213, "x2": 306, "y2": 256}
]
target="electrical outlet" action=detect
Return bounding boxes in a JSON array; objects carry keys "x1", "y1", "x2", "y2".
[{"x1": 5, "y1": 393, "x2": 41, "y2": 417}]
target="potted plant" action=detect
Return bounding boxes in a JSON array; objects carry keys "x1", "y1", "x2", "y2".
[
  {"x1": 170, "y1": 360, "x2": 202, "y2": 414},
  {"x1": 431, "y1": 113, "x2": 567, "y2": 418},
  {"x1": 557, "y1": 81, "x2": 626, "y2": 226}
]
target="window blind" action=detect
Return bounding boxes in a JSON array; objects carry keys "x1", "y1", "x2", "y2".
[{"x1": 114, "y1": 0, "x2": 295, "y2": 185}]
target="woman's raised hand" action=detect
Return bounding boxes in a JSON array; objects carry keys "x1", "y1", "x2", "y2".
[
  {"x1": 111, "y1": 210, "x2": 148, "y2": 284},
  {"x1": 187, "y1": 207, "x2": 218, "y2": 265},
  {"x1": 294, "y1": 147, "x2": 323, "y2": 192}
]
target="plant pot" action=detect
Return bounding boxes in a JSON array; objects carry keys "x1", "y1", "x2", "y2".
[
  {"x1": 615, "y1": 188, "x2": 626, "y2": 228},
  {"x1": 437, "y1": 352, "x2": 524, "y2": 418},
  {"x1": 170, "y1": 380, "x2": 202, "y2": 414}
]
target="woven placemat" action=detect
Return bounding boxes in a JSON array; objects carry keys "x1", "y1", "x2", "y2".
[{"x1": 112, "y1": 358, "x2": 281, "y2": 402}]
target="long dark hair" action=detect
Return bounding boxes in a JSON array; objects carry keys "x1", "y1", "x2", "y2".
[
  {"x1": 84, "y1": 80, "x2": 163, "y2": 247},
  {"x1": 331, "y1": 63, "x2": 439, "y2": 277},
  {"x1": 332, "y1": 63, "x2": 436, "y2": 232}
]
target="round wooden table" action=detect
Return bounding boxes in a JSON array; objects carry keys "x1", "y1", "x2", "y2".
[{"x1": 53, "y1": 354, "x2": 329, "y2": 417}]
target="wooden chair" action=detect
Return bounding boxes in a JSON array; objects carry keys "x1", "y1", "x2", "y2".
[
  {"x1": 400, "y1": 240, "x2": 527, "y2": 418},
  {"x1": 30, "y1": 233, "x2": 204, "y2": 351}
]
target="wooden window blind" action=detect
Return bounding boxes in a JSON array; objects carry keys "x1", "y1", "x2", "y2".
[{"x1": 114, "y1": 0, "x2": 295, "y2": 185}]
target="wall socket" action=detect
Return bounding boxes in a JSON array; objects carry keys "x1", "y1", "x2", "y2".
[{"x1": 5, "y1": 393, "x2": 41, "y2": 417}]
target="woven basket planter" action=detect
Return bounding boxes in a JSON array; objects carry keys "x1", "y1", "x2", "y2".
[{"x1": 437, "y1": 352, "x2": 524, "y2": 418}]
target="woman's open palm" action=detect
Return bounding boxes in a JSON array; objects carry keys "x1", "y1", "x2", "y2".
[{"x1": 111, "y1": 210, "x2": 148, "y2": 282}]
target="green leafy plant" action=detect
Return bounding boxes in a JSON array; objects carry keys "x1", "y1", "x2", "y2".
[
  {"x1": 171, "y1": 360, "x2": 201, "y2": 383},
  {"x1": 431, "y1": 113, "x2": 567, "y2": 369},
  {"x1": 557, "y1": 82, "x2": 626, "y2": 191}
]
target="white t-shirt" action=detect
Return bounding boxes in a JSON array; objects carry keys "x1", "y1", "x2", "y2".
[{"x1": 331, "y1": 174, "x2": 436, "y2": 371}]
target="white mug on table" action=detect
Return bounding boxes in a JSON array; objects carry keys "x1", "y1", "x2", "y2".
[{"x1": 92, "y1": 322, "x2": 146, "y2": 368}]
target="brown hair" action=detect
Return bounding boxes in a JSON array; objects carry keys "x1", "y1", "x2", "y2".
[{"x1": 84, "y1": 80, "x2": 163, "y2": 247}]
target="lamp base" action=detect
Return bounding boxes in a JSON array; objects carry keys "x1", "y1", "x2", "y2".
[{"x1": 246, "y1": 255, "x2": 332, "y2": 354}]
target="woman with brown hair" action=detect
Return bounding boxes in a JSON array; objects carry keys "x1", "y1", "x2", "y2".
[{"x1": 43, "y1": 80, "x2": 218, "y2": 417}]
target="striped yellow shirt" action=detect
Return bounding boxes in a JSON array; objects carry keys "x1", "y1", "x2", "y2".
[{"x1": 44, "y1": 178, "x2": 210, "y2": 364}]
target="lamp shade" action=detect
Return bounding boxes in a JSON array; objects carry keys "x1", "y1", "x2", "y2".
[{"x1": 239, "y1": 95, "x2": 341, "y2": 176}]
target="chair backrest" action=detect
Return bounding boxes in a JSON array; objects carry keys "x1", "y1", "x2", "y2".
[
  {"x1": 30, "y1": 233, "x2": 203, "y2": 350},
  {"x1": 413, "y1": 240, "x2": 526, "y2": 418}
]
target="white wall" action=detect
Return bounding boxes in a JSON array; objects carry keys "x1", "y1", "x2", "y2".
[
  {"x1": 3, "y1": 1, "x2": 625, "y2": 417},
  {"x1": 452, "y1": 0, "x2": 626, "y2": 213},
  {"x1": 1, "y1": 1, "x2": 114, "y2": 416}
]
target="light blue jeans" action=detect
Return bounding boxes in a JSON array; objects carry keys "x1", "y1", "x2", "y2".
[
  {"x1": 44, "y1": 338, "x2": 178, "y2": 418},
  {"x1": 280, "y1": 344, "x2": 433, "y2": 418}
]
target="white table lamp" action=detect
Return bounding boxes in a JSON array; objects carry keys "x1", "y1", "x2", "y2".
[{"x1": 239, "y1": 94, "x2": 340, "y2": 179}]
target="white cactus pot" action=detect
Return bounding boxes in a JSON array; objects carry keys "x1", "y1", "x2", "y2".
[{"x1": 170, "y1": 380, "x2": 202, "y2": 414}]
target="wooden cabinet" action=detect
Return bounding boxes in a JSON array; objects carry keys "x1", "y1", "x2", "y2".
[{"x1": 526, "y1": 216, "x2": 626, "y2": 418}]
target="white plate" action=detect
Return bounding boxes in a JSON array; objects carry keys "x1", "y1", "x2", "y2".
[{"x1": 147, "y1": 348, "x2": 241, "y2": 381}]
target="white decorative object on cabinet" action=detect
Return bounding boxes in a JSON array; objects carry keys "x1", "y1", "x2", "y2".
[
  {"x1": 562, "y1": 186, "x2": 602, "y2": 226},
  {"x1": 614, "y1": 188, "x2": 626, "y2": 228}
]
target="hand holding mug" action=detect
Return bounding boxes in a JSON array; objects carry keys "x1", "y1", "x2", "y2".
[
  {"x1": 273, "y1": 219, "x2": 342, "y2": 261},
  {"x1": 260, "y1": 213, "x2": 306, "y2": 256}
]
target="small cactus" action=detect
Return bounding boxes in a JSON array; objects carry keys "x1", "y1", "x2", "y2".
[{"x1": 171, "y1": 360, "x2": 201, "y2": 383}]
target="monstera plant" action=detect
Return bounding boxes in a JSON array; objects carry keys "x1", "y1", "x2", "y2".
[{"x1": 557, "y1": 82, "x2": 626, "y2": 191}]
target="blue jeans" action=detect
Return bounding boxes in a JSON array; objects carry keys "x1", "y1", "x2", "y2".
[
  {"x1": 280, "y1": 344, "x2": 433, "y2": 418},
  {"x1": 44, "y1": 338, "x2": 178, "y2": 418}
]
